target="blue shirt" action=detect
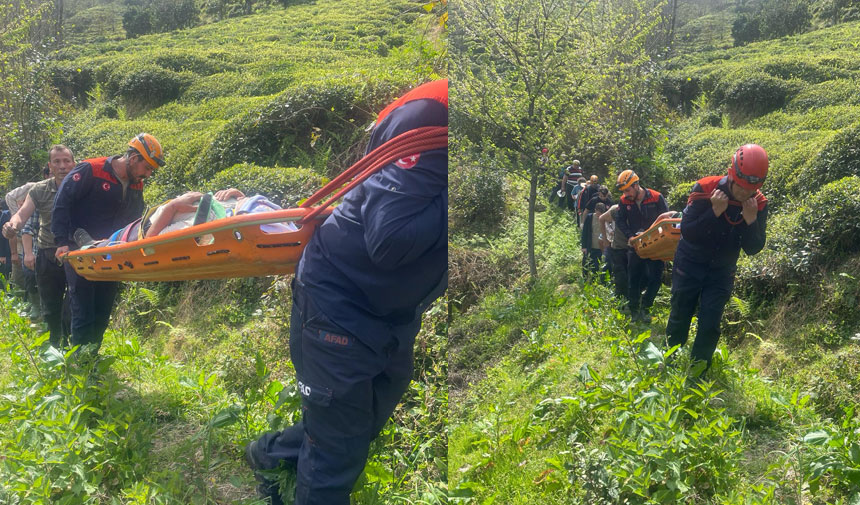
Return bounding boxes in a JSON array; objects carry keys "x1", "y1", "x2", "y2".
[{"x1": 298, "y1": 97, "x2": 447, "y2": 353}]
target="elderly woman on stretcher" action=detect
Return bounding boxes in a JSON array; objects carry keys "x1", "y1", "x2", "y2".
[{"x1": 74, "y1": 188, "x2": 295, "y2": 249}]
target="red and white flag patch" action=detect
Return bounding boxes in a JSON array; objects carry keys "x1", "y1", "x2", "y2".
[
  {"x1": 102, "y1": 182, "x2": 110, "y2": 191},
  {"x1": 395, "y1": 153, "x2": 420, "y2": 169},
  {"x1": 72, "y1": 173, "x2": 81, "y2": 182}
]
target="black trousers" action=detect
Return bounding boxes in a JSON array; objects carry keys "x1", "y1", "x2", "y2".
[
  {"x1": 666, "y1": 253, "x2": 735, "y2": 363},
  {"x1": 627, "y1": 251, "x2": 663, "y2": 312},
  {"x1": 64, "y1": 263, "x2": 118, "y2": 350},
  {"x1": 36, "y1": 248, "x2": 71, "y2": 348},
  {"x1": 583, "y1": 248, "x2": 603, "y2": 278},
  {"x1": 250, "y1": 280, "x2": 414, "y2": 505},
  {"x1": 610, "y1": 247, "x2": 629, "y2": 299}
]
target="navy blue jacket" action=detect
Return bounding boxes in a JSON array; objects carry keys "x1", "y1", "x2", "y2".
[
  {"x1": 676, "y1": 175, "x2": 768, "y2": 268},
  {"x1": 616, "y1": 187, "x2": 669, "y2": 240},
  {"x1": 52, "y1": 156, "x2": 145, "y2": 249},
  {"x1": 0, "y1": 210, "x2": 11, "y2": 262},
  {"x1": 298, "y1": 91, "x2": 447, "y2": 353}
]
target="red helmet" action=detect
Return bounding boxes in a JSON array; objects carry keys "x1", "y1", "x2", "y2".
[
  {"x1": 729, "y1": 144, "x2": 768, "y2": 191},
  {"x1": 541, "y1": 148, "x2": 548, "y2": 154}
]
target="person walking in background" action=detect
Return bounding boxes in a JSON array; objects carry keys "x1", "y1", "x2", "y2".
[
  {"x1": 615, "y1": 170, "x2": 668, "y2": 323},
  {"x1": 52, "y1": 134, "x2": 164, "y2": 353},
  {"x1": 666, "y1": 144, "x2": 769, "y2": 372},
  {"x1": 3, "y1": 146, "x2": 76, "y2": 348},
  {"x1": 5, "y1": 181, "x2": 40, "y2": 316},
  {"x1": 581, "y1": 202, "x2": 607, "y2": 280}
]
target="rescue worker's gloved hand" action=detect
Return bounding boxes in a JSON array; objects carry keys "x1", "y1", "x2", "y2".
[
  {"x1": 742, "y1": 198, "x2": 758, "y2": 225},
  {"x1": 710, "y1": 189, "x2": 729, "y2": 217}
]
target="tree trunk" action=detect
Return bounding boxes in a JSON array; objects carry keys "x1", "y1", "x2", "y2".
[
  {"x1": 527, "y1": 172, "x2": 538, "y2": 280},
  {"x1": 55, "y1": 0, "x2": 64, "y2": 47}
]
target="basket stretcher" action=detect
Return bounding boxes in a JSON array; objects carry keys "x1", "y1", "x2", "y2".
[
  {"x1": 65, "y1": 207, "x2": 332, "y2": 281},
  {"x1": 631, "y1": 217, "x2": 681, "y2": 261}
]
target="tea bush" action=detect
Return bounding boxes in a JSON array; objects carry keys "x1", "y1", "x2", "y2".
[
  {"x1": 46, "y1": 62, "x2": 96, "y2": 105},
  {"x1": 449, "y1": 160, "x2": 507, "y2": 235},
  {"x1": 114, "y1": 66, "x2": 194, "y2": 116},
  {"x1": 202, "y1": 163, "x2": 324, "y2": 207},
  {"x1": 787, "y1": 79, "x2": 860, "y2": 110},
  {"x1": 198, "y1": 77, "x2": 410, "y2": 178},
  {"x1": 665, "y1": 180, "x2": 695, "y2": 211},
  {"x1": 806, "y1": 122, "x2": 860, "y2": 186},
  {"x1": 709, "y1": 71, "x2": 801, "y2": 119},
  {"x1": 738, "y1": 176, "x2": 860, "y2": 298}
]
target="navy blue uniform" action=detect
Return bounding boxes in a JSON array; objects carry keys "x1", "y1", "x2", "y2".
[
  {"x1": 250, "y1": 80, "x2": 447, "y2": 505},
  {"x1": 0, "y1": 210, "x2": 11, "y2": 286},
  {"x1": 52, "y1": 156, "x2": 144, "y2": 349},
  {"x1": 616, "y1": 187, "x2": 668, "y2": 314},
  {"x1": 666, "y1": 176, "x2": 767, "y2": 363}
]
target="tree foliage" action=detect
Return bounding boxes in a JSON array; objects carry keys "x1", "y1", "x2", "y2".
[
  {"x1": 451, "y1": 0, "x2": 667, "y2": 277},
  {"x1": 0, "y1": 1, "x2": 65, "y2": 185}
]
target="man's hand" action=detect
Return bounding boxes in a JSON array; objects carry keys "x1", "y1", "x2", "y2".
[
  {"x1": 55, "y1": 246, "x2": 69, "y2": 262},
  {"x1": 710, "y1": 189, "x2": 729, "y2": 217},
  {"x1": 0, "y1": 257, "x2": 6, "y2": 265},
  {"x1": 742, "y1": 197, "x2": 758, "y2": 225},
  {"x1": 23, "y1": 252, "x2": 35, "y2": 270},
  {"x1": 10, "y1": 255, "x2": 20, "y2": 265},
  {"x1": 628, "y1": 235, "x2": 638, "y2": 247},
  {"x1": 2, "y1": 221, "x2": 17, "y2": 240}
]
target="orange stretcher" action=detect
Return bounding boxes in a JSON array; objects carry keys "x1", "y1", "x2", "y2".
[
  {"x1": 64, "y1": 125, "x2": 448, "y2": 282},
  {"x1": 65, "y1": 207, "x2": 333, "y2": 281},
  {"x1": 631, "y1": 217, "x2": 681, "y2": 261}
]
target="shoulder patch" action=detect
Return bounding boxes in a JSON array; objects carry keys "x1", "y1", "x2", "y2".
[{"x1": 72, "y1": 173, "x2": 81, "y2": 182}]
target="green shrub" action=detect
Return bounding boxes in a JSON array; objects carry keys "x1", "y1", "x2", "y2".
[
  {"x1": 665, "y1": 180, "x2": 696, "y2": 211},
  {"x1": 203, "y1": 163, "x2": 324, "y2": 208},
  {"x1": 761, "y1": 59, "x2": 851, "y2": 84},
  {"x1": 711, "y1": 71, "x2": 800, "y2": 119},
  {"x1": 659, "y1": 74, "x2": 701, "y2": 114},
  {"x1": 154, "y1": 51, "x2": 232, "y2": 76},
  {"x1": 787, "y1": 79, "x2": 860, "y2": 110},
  {"x1": 738, "y1": 176, "x2": 860, "y2": 298},
  {"x1": 115, "y1": 66, "x2": 193, "y2": 116},
  {"x1": 46, "y1": 63, "x2": 95, "y2": 105},
  {"x1": 806, "y1": 122, "x2": 860, "y2": 186},
  {"x1": 449, "y1": 161, "x2": 507, "y2": 235},
  {"x1": 198, "y1": 77, "x2": 410, "y2": 178},
  {"x1": 732, "y1": 13, "x2": 761, "y2": 47},
  {"x1": 123, "y1": 6, "x2": 153, "y2": 39}
]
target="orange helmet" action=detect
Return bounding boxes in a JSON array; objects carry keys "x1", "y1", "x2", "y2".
[
  {"x1": 616, "y1": 169, "x2": 639, "y2": 191},
  {"x1": 128, "y1": 133, "x2": 164, "y2": 169},
  {"x1": 729, "y1": 144, "x2": 768, "y2": 191},
  {"x1": 589, "y1": 175, "x2": 599, "y2": 183}
]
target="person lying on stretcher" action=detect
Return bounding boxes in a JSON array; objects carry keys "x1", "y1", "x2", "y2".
[{"x1": 75, "y1": 188, "x2": 295, "y2": 248}]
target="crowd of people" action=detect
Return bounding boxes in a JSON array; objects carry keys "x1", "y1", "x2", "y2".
[{"x1": 549, "y1": 144, "x2": 770, "y2": 373}]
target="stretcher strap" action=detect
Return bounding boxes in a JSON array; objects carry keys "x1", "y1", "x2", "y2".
[
  {"x1": 297, "y1": 126, "x2": 448, "y2": 224},
  {"x1": 688, "y1": 192, "x2": 744, "y2": 225}
]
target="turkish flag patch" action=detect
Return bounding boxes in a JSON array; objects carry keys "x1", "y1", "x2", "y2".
[
  {"x1": 72, "y1": 173, "x2": 81, "y2": 182},
  {"x1": 102, "y1": 182, "x2": 110, "y2": 191},
  {"x1": 395, "y1": 153, "x2": 420, "y2": 169}
]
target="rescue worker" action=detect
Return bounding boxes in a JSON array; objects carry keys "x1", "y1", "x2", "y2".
[
  {"x1": 52, "y1": 133, "x2": 163, "y2": 352},
  {"x1": 244, "y1": 79, "x2": 447, "y2": 505},
  {"x1": 666, "y1": 144, "x2": 768, "y2": 369},
  {"x1": 3, "y1": 145, "x2": 76, "y2": 348},
  {"x1": 615, "y1": 170, "x2": 668, "y2": 323}
]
